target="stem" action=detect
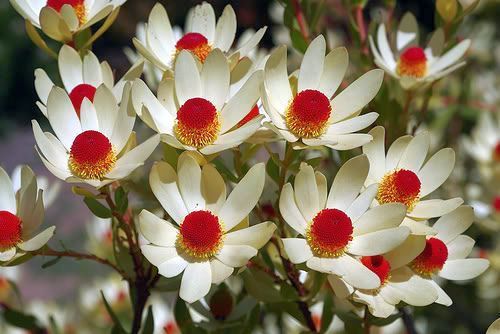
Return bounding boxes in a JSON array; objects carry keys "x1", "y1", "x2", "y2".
[
  {"x1": 355, "y1": 5, "x2": 368, "y2": 54},
  {"x1": 363, "y1": 305, "x2": 371, "y2": 334},
  {"x1": 400, "y1": 307, "x2": 417, "y2": 334},
  {"x1": 278, "y1": 142, "x2": 294, "y2": 192},
  {"x1": 34, "y1": 247, "x2": 126, "y2": 277},
  {"x1": 412, "y1": 82, "x2": 437, "y2": 135},
  {"x1": 401, "y1": 90, "x2": 415, "y2": 134},
  {"x1": 291, "y1": 0, "x2": 310, "y2": 43}
]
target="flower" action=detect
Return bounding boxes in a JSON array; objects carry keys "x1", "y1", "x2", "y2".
[
  {"x1": 369, "y1": 12, "x2": 471, "y2": 89},
  {"x1": 402, "y1": 205, "x2": 489, "y2": 306},
  {"x1": 131, "y1": 50, "x2": 263, "y2": 155},
  {"x1": 35, "y1": 45, "x2": 143, "y2": 118},
  {"x1": 363, "y1": 126, "x2": 463, "y2": 234},
  {"x1": 463, "y1": 111, "x2": 500, "y2": 181},
  {"x1": 262, "y1": 35, "x2": 383, "y2": 150},
  {"x1": 11, "y1": 165, "x2": 60, "y2": 208},
  {"x1": 148, "y1": 296, "x2": 178, "y2": 334},
  {"x1": 139, "y1": 153, "x2": 276, "y2": 302},
  {"x1": 328, "y1": 238, "x2": 438, "y2": 318},
  {"x1": 0, "y1": 166, "x2": 55, "y2": 262},
  {"x1": 133, "y1": 2, "x2": 266, "y2": 72},
  {"x1": 10, "y1": 0, "x2": 126, "y2": 43},
  {"x1": 32, "y1": 84, "x2": 160, "y2": 188},
  {"x1": 279, "y1": 155, "x2": 410, "y2": 289}
]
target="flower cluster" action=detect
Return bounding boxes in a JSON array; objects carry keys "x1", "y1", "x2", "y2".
[{"x1": 3, "y1": 0, "x2": 494, "y2": 333}]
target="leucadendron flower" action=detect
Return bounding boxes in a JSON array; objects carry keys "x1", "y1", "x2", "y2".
[
  {"x1": 0, "y1": 166, "x2": 55, "y2": 263},
  {"x1": 10, "y1": 0, "x2": 126, "y2": 43},
  {"x1": 139, "y1": 153, "x2": 276, "y2": 303},
  {"x1": 262, "y1": 35, "x2": 383, "y2": 150},
  {"x1": 369, "y1": 12, "x2": 471, "y2": 89},
  {"x1": 32, "y1": 84, "x2": 159, "y2": 188},
  {"x1": 279, "y1": 155, "x2": 410, "y2": 289}
]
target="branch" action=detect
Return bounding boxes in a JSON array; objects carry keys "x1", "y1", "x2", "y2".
[
  {"x1": 400, "y1": 307, "x2": 418, "y2": 334},
  {"x1": 34, "y1": 247, "x2": 126, "y2": 277},
  {"x1": 291, "y1": 0, "x2": 310, "y2": 43}
]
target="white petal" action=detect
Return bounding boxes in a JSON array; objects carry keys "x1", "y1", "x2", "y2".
[
  {"x1": 327, "y1": 275, "x2": 353, "y2": 299},
  {"x1": 233, "y1": 27, "x2": 266, "y2": 58},
  {"x1": 385, "y1": 135, "x2": 412, "y2": 171},
  {"x1": 408, "y1": 198, "x2": 463, "y2": 219},
  {"x1": 330, "y1": 69, "x2": 384, "y2": 123},
  {"x1": 396, "y1": 13, "x2": 418, "y2": 50},
  {"x1": 201, "y1": 164, "x2": 226, "y2": 213},
  {"x1": 377, "y1": 24, "x2": 396, "y2": 69},
  {"x1": 348, "y1": 227, "x2": 410, "y2": 256},
  {"x1": 345, "y1": 184, "x2": 378, "y2": 222},
  {"x1": 141, "y1": 245, "x2": 179, "y2": 267},
  {"x1": 216, "y1": 244, "x2": 257, "y2": 267},
  {"x1": 428, "y1": 40, "x2": 471, "y2": 75},
  {"x1": 433, "y1": 205, "x2": 473, "y2": 243},
  {"x1": 264, "y1": 46, "x2": 292, "y2": 113},
  {"x1": 188, "y1": 2, "x2": 216, "y2": 42},
  {"x1": 180, "y1": 261, "x2": 212, "y2": 303},
  {"x1": 318, "y1": 47, "x2": 348, "y2": 98},
  {"x1": 47, "y1": 87, "x2": 81, "y2": 150},
  {"x1": 327, "y1": 155, "x2": 369, "y2": 211},
  {"x1": 213, "y1": 5, "x2": 236, "y2": 51},
  {"x1": 83, "y1": 51, "x2": 103, "y2": 87},
  {"x1": 58, "y1": 45, "x2": 83, "y2": 91},
  {"x1": 418, "y1": 148, "x2": 455, "y2": 197},
  {"x1": 34, "y1": 69, "x2": 54, "y2": 105},
  {"x1": 428, "y1": 279, "x2": 452, "y2": 306},
  {"x1": 79, "y1": 99, "x2": 99, "y2": 131},
  {"x1": 201, "y1": 49, "x2": 229, "y2": 110},
  {"x1": 0, "y1": 167, "x2": 16, "y2": 212},
  {"x1": 447, "y1": 235, "x2": 475, "y2": 260},
  {"x1": 149, "y1": 162, "x2": 189, "y2": 225},
  {"x1": 210, "y1": 259, "x2": 234, "y2": 284},
  {"x1": 397, "y1": 132, "x2": 430, "y2": 172},
  {"x1": 177, "y1": 153, "x2": 204, "y2": 212},
  {"x1": 325, "y1": 112, "x2": 379, "y2": 136},
  {"x1": 384, "y1": 235, "x2": 427, "y2": 270},
  {"x1": 138, "y1": 210, "x2": 178, "y2": 247},
  {"x1": 0, "y1": 248, "x2": 16, "y2": 262},
  {"x1": 385, "y1": 268, "x2": 437, "y2": 306},
  {"x1": 93, "y1": 85, "x2": 119, "y2": 137},
  {"x1": 294, "y1": 164, "x2": 320, "y2": 222},
  {"x1": 279, "y1": 183, "x2": 307, "y2": 235},
  {"x1": 218, "y1": 163, "x2": 265, "y2": 231},
  {"x1": 353, "y1": 203, "x2": 406, "y2": 235},
  {"x1": 363, "y1": 126, "x2": 386, "y2": 183},
  {"x1": 282, "y1": 238, "x2": 313, "y2": 264},
  {"x1": 298, "y1": 35, "x2": 326, "y2": 92},
  {"x1": 175, "y1": 51, "x2": 202, "y2": 106},
  {"x1": 224, "y1": 222, "x2": 276, "y2": 249},
  {"x1": 439, "y1": 259, "x2": 489, "y2": 281},
  {"x1": 158, "y1": 255, "x2": 189, "y2": 278},
  {"x1": 18, "y1": 226, "x2": 56, "y2": 251}
]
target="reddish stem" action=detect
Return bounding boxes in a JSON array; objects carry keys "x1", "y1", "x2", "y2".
[{"x1": 292, "y1": 0, "x2": 310, "y2": 43}]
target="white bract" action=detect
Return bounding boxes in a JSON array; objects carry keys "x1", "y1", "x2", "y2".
[{"x1": 139, "y1": 154, "x2": 276, "y2": 303}]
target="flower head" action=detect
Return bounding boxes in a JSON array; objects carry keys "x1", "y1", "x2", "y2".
[
  {"x1": 139, "y1": 153, "x2": 276, "y2": 302},
  {"x1": 263, "y1": 35, "x2": 383, "y2": 150}
]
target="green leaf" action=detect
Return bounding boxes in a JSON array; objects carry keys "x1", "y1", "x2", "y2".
[
  {"x1": 174, "y1": 296, "x2": 193, "y2": 331},
  {"x1": 162, "y1": 143, "x2": 180, "y2": 168},
  {"x1": 84, "y1": 197, "x2": 112, "y2": 218},
  {"x1": 2, "y1": 307, "x2": 42, "y2": 330},
  {"x1": 100, "y1": 291, "x2": 127, "y2": 334},
  {"x1": 212, "y1": 158, "x2": 238, "y2": 183},
  {"x1": 153, "y1": 275, "x2": 182, "y2": 292},
  {"x1": 41, "y1": 256, "x2": 62, "y2": 269},
  {"x1": 242, "y1": 268, "x2": 283, "y2": 303},
  {"x1": 290, "y1": 28, "x2": 308, "y2": 53},
  {"x1": 73, "y1": 28, "x2": 92, "y2": 50},
  {"x1": 320, "y1": 294, "x2": 334, "y2": 333},
  {"x1": 227, "y1": 296, "x2": 257, "y2": 321},
  {"x1": 114, "y1": 187, "x2": 129, "y2": 214},
  {"x1": 266, "y1": 157, "x2": 280, "y2": 184},
  {"x1": 142, "y1": 305, "x2": 155, "y2": 334}
]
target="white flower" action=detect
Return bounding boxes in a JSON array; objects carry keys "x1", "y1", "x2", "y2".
[
  {"x1": 11, "y1": 165, "x2": 60, "y2": 208},
  {"x1": 148, "y1": 296, "x2": 178, "y2": 334},
  {"x1": 402, "y1": 206, "x2": 489, "y2": 306},
  {"x1": 369, "y1": 12, "x2": 471, "y2": 89},
  {"x1": 35, "y1": 45, "x2": 143, "y2": 118},
  {"x1": 279, "y1": 155, "x2": 410, "y2": 289},
  {"x1": 10, "y1": 0, "x2": 126, "y2": 42},
  {"x1": 363, "y1": 126, "x2": 463, "y2": 235},
  {"x1": 262, "y1": 35, "x2": 383, "y2": 150},
  {"x1": 32, "y1": 84, "x2": 160, "y2": 188},
  {"x1": 0, "y1": 166, "x2": 55, "y2": 262},
  {"x1": 133, "y1": 2, "x2": 266, "y2": 72},
  {"x1": 139, "y1": 154, "x2": 276, "y2": 303},
  {"x1": 131, "y1": 50, "x2": 263, "y2": 155},
  {"x1": 329, "y1": 240, "x2": 438, "y2": 318}
]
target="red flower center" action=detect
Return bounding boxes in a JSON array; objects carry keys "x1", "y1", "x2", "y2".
[
  {"x1": 493, "y1": 142, "x2": 500, "y2": 161},
  {"x1": 0, "y1": 211, "x2": 22, "y2": 251},
  {"x1": 175, "y1": 97, "x2": 220, "y2": 148},
  {"x1": 411, "y1": 237, "x2": 448, "y2": 277},
  {"x1": 397, "y1": 47, "x2": 427, "y2": 78},
  {"x1": 492, "y1": 196, "x2": 500, "y2": 213},
  {"x1": 69, "y1": 84, "x2": 96, "y2": 117},
  {"x1": 361, "y1": 255, "x2": 391, "y2": 285},
  {"x1": 237, "y1": 105, "x2": 260, "y2": 128},
  {"x1": 286, "y1": 89, "x2": 331, "y2": 138},
  {"x1": 46, "y1": 0, "x2": 86, "y2": 24},
  {"x1": 377, "y1": 169, "x2": 421, "y2": 210},
  {"x1": 175, "y1": 32, "x2": 212, "y2": 63},
  {"x1": 69, "y1": 130, "x2": 116, "y2": 180},
  {"x1": 177, "y1": 210, "x2": 223, "y2": 259},
  {"x1": 306, "y1": 209, "x2": 353, "y2": 258}
]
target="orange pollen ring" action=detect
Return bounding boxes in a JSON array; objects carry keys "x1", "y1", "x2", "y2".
[
  {"x1": 175, "y1": 97, "x2": 220, "y2": 148},
  {"x1": 306, "y1": 208, "x2": 353, "y2": 258},
  {"x1": 175, "y1": 32, "x2": 212, "y2": 63},
  {"x1": 377, "y1": 169, "x2": 421, "y2": 211},
  {"x1": 176, "y1": 210, "x2": 224, "y2": 260},
  {"x1": 69, "y1": 130, "x2": 116, "y2": 180},
  {"x1": 285, "y1": 89, "x2": 331, "y2": 139},
  {"x1": 0, "y1": 211, "x2": 22, "y2": 251},
  {"x1": 396, "y1": 46, "x2": 427, "y2": 78}
]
